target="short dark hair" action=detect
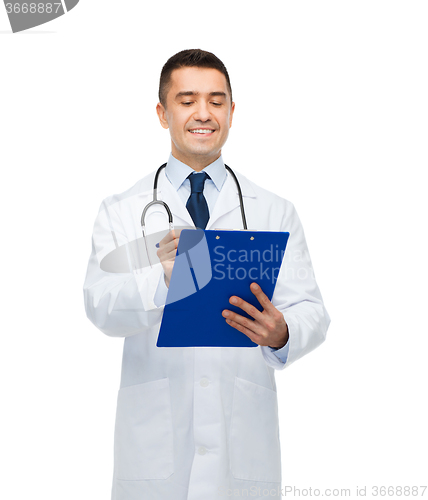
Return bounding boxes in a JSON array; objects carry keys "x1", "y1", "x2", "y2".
[{"x1": 159, "y1": 49, "x2": 233, "y2": 107}]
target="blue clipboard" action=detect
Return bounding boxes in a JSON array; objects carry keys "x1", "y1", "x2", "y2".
[{"x1": 156, "y1": 229, "x2": 289, "y2": 348}]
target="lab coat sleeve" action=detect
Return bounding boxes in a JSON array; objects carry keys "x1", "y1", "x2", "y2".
[
  {"x1": 261, "y1": 202, "x2": 330, "y2": 370},
  {"x1": 83, "y1": 200, "x2": 165, "y2": 337}
]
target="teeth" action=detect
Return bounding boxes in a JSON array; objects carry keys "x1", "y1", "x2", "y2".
[{"x1": 190, "y1": 129, "x2": 213, "y2": 134}]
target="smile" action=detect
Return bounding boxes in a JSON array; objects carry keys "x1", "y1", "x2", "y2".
[{"x1": 189, "y1": 129, "x2": 214, "y2": 134}]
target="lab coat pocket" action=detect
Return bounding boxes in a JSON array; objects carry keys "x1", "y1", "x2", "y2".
[
  {"x1": 114, "y1": 378, "x2": 174, "y2": 480},
  {"x1": 230, "y1": 377, "x2": 281, "y2": 483}
]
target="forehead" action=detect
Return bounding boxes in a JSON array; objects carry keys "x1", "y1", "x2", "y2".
[{"x1": 168, "y1": 67, "x2": 229, "y2": 99}]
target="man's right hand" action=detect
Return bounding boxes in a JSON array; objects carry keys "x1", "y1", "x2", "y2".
[{"x1": 156, "y1": 229, "x2": 181, "y2": 288}]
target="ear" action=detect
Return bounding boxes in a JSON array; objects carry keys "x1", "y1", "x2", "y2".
[
  {"x1": 156, "y1": 102, "x2": 169, "y2": 129},
  {"x1": 229, "y1": 101, "x2": 236, "y2": 128}
]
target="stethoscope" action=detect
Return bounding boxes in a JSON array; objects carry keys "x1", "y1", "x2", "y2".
[{"x1": 141, "y1": 163, "x2": 247, "y2": 267}]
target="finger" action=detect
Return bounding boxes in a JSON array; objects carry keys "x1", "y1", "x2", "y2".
[
  {"x1": 222, "y1": 309, "x2": 264, "y2": 336},
  {"x1": 159, "y1": 229, "x2": 177, "y2": 246},
  {"x1": 157, "y1": 236, "x2": 178, "y2": 254},
  {"x1": 250, "y1": 283, "x2": 276, "y2": 313},
  {"x1": 166, "y1": 237, "x2": 179, "y2": 251},
  {"x1": 224, "y1": 316, "x2": 261, "y2": 344},
  {"x1": 158, "y1": 236, "x2": 178, "y2": 254},
  {"x1": 157, "y1": 246, "x2": 178, "y2": 262},
  {"x1": 164, "y1": 248, "x2": 178, "y2": 261},
  {"x1": 228, "y1": 295, "x2": 264, "y2": 323}
]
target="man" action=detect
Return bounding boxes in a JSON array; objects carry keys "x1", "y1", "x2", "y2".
[{"x1": 83, "y1": 49, "x2": 330, "y2": 500}]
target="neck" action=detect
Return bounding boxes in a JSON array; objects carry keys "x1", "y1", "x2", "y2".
[{"x1": 172, "y1": 152, "x2": 221, "y2": 172}]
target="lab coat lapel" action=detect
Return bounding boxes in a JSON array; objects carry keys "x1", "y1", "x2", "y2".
[
  {"x1": 156, "y1": 169, "x2": 194, "y2": 227},
  {"x1": 206, "y1": 170, "x2": 256, "y2": 230}
]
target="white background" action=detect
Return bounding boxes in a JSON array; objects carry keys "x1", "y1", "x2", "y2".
[{"x1": 1, "y1": 1, "x2": 427, "y2": 498}]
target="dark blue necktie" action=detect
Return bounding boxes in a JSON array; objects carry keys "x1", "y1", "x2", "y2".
[{"x1": 186, "y1": 172, "x2": 210, "y2": 229}]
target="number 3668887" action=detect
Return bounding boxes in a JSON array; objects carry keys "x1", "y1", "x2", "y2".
[{"x1": 5, "y1": 3, "x2": 62, "y2": 14}]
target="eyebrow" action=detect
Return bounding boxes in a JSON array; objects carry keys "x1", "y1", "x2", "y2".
[{"x1": 175, "y1": 91, "x2": 227, "y2": 99}]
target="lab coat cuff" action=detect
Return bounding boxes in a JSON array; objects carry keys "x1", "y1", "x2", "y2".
[
  {"x1": 268, "y1": 341, "x2": 289, "y2": 363},
  {"x1": 153, "y1": 270, "x2": 169, "y2": 308},
  {"x1": 281, "y1": 314, "x2": 299, "y2": 366},
  {"x1": 260, "y1": 344, "x2": 287, "y2": 370},
  {"x1": 135, "y1": 263, "x2": 164, "y2": 311}
]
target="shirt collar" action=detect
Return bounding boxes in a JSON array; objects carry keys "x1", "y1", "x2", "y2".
[{"x1": 165, "y1": 153, "x2": 227, "y2": 192}]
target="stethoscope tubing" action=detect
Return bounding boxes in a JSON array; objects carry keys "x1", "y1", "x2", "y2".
[{"x1": 141, "y1": 163, "x2": 247, "y2": 233}]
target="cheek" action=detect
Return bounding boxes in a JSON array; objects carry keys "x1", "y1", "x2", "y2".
[
  {"x1": 168, "y1": 120, "x2": 183, "y2": 139},
  {"x1": 166, "y1": 108, "x2": 186, "y2": 129},
  {"x1": 174, "y1": 115, "x2": 190, "y2": 134},
  {"x1": 220, "y1": 112, "x2": 231, "y2": 128}
]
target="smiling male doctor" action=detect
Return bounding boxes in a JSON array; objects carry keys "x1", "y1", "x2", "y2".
[{"x1": 83, "y1": 49, "x2": 330, "y2": 500}]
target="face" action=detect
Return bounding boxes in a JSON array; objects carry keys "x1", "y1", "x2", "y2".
[{"x1": 156, "y1": 67, "x2": 235, "y2": 170}]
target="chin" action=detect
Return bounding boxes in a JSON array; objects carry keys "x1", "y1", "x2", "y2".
[{"x1": 187, "y1": 147, "x2": 217, "y2": 157}]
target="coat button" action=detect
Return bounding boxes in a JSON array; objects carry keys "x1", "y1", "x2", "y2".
[
  {"x1": 198, "y1": 446, "x2": 207, "y2": 455},
  {"x1": 200, "y1": 378, "x2": 209, "y2": 387}
]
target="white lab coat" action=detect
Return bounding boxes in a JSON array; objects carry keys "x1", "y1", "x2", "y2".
[{"x1": 83, "y1": 166, "x2": 330, "y2": 500}]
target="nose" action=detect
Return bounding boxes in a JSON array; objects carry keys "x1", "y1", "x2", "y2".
[{"x1": 192, "y1": 100, "x2": 212, "y2": 122}]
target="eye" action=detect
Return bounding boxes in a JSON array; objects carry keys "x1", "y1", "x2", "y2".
[
  {"x1": 181, "y1": 101, "x2": 193, "y2": 106},
  {"x1": 211, "y1": 102, "x2": 222, "y2": 107}
]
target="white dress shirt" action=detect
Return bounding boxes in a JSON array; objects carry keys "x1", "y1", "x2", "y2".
[{"x1": 154, "y1": 153, "x2": 289, "y2": 364}]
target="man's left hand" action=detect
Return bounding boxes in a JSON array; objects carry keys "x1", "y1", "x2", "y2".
[{"x1": 222, "y1": 282, "x2": 289, "y2": 349}]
